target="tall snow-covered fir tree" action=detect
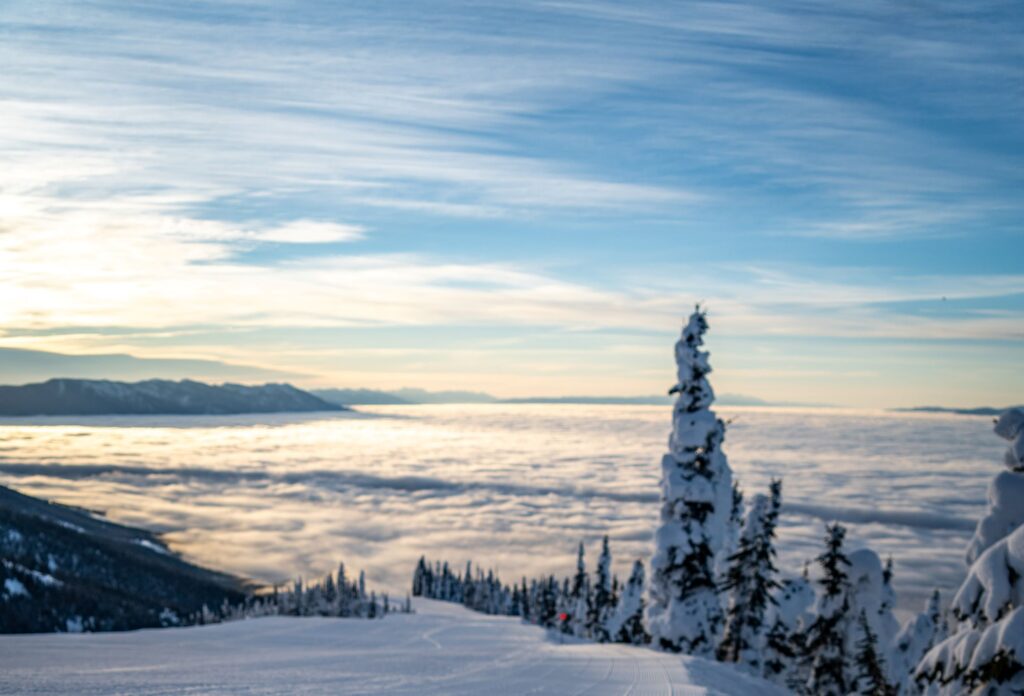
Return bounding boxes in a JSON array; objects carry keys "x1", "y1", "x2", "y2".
[
  {"x1": 917, "y1": 407, "x2": 1024, "y2": 694},
  {"x1": 647, "y1": 306, "x2": 735, "y2": 656},
  {"x1": 718, "y1": 479, "x2": 782, "y2": 670}
]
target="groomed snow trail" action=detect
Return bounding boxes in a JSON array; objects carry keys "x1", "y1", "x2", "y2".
[{"x1": 0, "y1": 599, "x2": 784, "y2": 695}]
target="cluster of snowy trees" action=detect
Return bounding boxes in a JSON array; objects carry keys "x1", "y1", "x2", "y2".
[
  {"x1": 724, "y1": 405, "x2": 1024, "y2": 696},
  {"x1": 409, "y1": 308, "x2": 1024, "y2": 694},
  {"x1": 645, "y1": 307, "x2": 1024, "y2": 694},
  {"x1": 182, "y1": 561, "x2": 409, "y2": 627},
  {"x1": 643, "y1": 307, "x2": 953, "y2": 694},
  {"x1": 412, "y1": 536, "x2": 649, "y2": 645}
]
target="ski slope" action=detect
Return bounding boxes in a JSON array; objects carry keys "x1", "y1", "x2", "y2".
[{"x1": 0, "y1": 599, "x2": 784, "y2": 695}]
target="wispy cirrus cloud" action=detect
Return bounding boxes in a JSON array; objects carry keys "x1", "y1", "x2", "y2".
[
  {"x1": 0, "y1": 1, "x2": 696, "y2": 223},
  {"x1": 3, "y1": 0, "x2": 1019, "y2": 234}
]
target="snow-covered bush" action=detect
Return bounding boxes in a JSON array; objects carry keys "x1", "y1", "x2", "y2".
[
  {"x1": 648, "y1": 306, "x2": 736, "y2": 656},
  {"x1": 917, "y1": 407, "x2": 1024, "y2": 694}
]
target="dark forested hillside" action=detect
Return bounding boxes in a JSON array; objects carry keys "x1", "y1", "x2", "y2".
[{"x1": 0, "y1": 485, "x2": 248, "y2": 632}]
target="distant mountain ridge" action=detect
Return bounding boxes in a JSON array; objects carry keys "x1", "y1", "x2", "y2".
[
  {"x1": 313, "y1": 387, "x2": 497, "y2": 406},
  {"x1": 894, "y1": 405, "x2": 1021, "y2": 416},
  {"x1": 312, "y1": 388, "x2": 412, "y2": 405},
  {"x1": 0, "y1": 378, "x2": 345, "y2": 416}
]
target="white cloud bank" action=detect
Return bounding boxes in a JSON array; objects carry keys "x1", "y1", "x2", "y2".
[{"x1": 0, "y1": 405, "x2": 1004, "y2": 612}]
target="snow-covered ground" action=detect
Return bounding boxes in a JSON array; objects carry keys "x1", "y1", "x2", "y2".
[{"x1": 0, "y1": 599, "x2": 784, "y2": 695}]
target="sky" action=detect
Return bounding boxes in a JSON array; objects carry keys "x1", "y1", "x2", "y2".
[{"x1": 0, "y1": 0, "x2": 1021, "y2": 407}]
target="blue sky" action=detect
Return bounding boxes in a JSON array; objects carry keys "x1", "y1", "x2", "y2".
[{"x1": 0, "y1": 0, "x2": 1021, "y2": 406}]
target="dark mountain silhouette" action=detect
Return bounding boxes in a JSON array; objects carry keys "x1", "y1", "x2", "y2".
[{"x1": 0, "y1": 378, "x2": 345, "y2": 416}]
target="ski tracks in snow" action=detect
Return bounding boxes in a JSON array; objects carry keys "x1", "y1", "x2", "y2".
[{"x1": 0, "y1": 599, "x2": 785, "y2": 695}]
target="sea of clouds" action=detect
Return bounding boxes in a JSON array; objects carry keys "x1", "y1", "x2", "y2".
[{"x1": 0, "y1": 405, "x2": 1003, "y2": 614}]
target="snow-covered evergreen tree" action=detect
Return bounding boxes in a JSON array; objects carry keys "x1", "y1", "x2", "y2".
[
  {"x1": 570, "y1": 542, "x2": 590, "y2": 636},
  {"x1": 648, "y1": 306, "x2": 735, "y2": 656},
  {"x1": 846, "y1": 549, "x2": 900, "y2": 676},
  {"x1": 917, "y1": 407, "x2": 1024, "y2": 694},
  {"x1": 608, "y1": 560, "x2": 650, "y2": 645},
  {"x1": 718, "y1": 479, "x2": 782, "y2": 670},
  {"x1": 721, "y1": 481, "x2": 745, "y2": 578},
  {"x1": 571, "y1": 542, "x2": 587, "y2": 597},
  {"x1": 539, "y1": 576, "x2": 558, "y2": 628},
  {"x1": 763, "y1": 574, "x2": 815, "y2": 688},
  {"x1": 804, "y1": 523, "x2": 854, "y2": 696},
  {"x1": 590, "y1": 535, "x2": 614, "y2": 642},
  {"x1": 889, "y1": 590, "x2": 944, "y2": 693},
  {"x1": 336, "y1": 562, "x2": 350, "y2": 616},
  {"x1": 412, "y1": 556, "x2": 429, "y2": 597},
  {"x1": 520, "y1": 578, "x2": 531, "y2": 622},
  {"x1": 966, "y1": 407, "x2": 1024, "y2": 566},
  {"x1": 853, "y1": 611, "x2": 897, "y2": 696}
]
